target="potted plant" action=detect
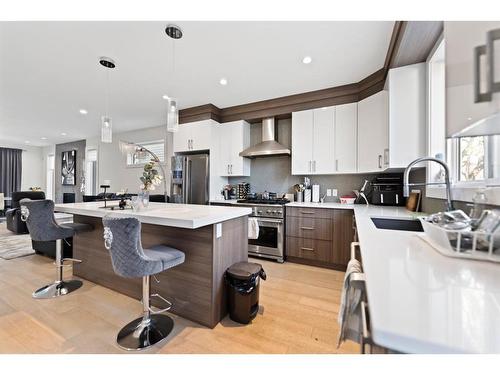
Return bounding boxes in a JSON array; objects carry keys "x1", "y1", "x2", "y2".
[{"x1": 139, "y1": 161, "x2": 163, "y2": 207}]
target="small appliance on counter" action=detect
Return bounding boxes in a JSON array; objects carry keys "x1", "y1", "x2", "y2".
[
  {"x1": 370, "y1": 174, "x2": 405, "y2": 206},
  {"x1": 237, "y1": 183, "x2": 251, "y2": 199}
]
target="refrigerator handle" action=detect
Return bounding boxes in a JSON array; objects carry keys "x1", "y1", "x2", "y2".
[
  {"x1": 181, "y1": 157, "x2": 188, "y2": 203},
  {"x1": 186, "y1": 159, "x2": 193, "y2": 204}
]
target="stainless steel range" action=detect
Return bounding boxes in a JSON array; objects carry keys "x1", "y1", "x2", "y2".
[{"x1": 235, "y1": 197, "x2": 289, "y2": 263}]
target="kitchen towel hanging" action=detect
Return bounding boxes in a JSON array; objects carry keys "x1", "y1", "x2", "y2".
[
  {"x1": 337, "y1": 258, "x2": 363, "y2": 347},
  {"x1": 248, "y1": 217, "x2": 260, "y2": 240}
]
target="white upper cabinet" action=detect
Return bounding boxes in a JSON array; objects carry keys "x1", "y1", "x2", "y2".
[
  {"x1": 172, "y1": 125, "x2": 191, "y2": 153},
  {"x1": 445, "y1": 21, "x2": 500, "y2": 137},
  {"x1": 387, "y1": 63, "x2": 427, "y2": 168},
  {"x1": 334, "y1": 103, "x2": 357, "y2": 173},
  {"x1": 292, "y1": 107, "x2": 335, "y2": 175},
  {"x1": 357, "y1": 90, "x2": 389, "y2": 172},
  {"x1": 292, "y1": 110, "x2": 314, "y2": 174},
  {"x1": 312, "y1": 107, "x2": 336, "y2": 174},
  {"x1": 292, "y1": 104, "x2": 358, "y2": 175},
  {"x1": 218, "y1": 120, "x2": 251, "y2": 177},
  {"x1": 173, "y1": 120, "x2": 212, "y2": 153}
]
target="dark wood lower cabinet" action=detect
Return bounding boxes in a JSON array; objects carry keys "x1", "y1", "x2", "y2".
[{"x1": 286, "y1": 208, "x2": 354, "y2": 271}]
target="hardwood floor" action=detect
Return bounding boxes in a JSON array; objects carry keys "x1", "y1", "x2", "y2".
[{"x1": 0, "y1": 223, "x2": 359, "y2": 354}]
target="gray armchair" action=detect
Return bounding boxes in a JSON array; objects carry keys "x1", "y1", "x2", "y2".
[{"x1": 6, "y1": 191, "x2": 45, "y2": 234}]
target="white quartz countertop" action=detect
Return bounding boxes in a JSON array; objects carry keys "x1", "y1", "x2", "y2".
[
  {"x1": 54, "y1": 202, "x2": 252, "y2": 229},
  {"x1": 351, "y1": 205, "x2": 500, "y2": 353}
]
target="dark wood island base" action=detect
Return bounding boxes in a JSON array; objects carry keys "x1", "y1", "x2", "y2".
[{"x1": 71, "y1": 214, "x2": 248, "y2": 328}]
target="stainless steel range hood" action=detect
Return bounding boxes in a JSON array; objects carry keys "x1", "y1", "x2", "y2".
[{"x1": 239, "y1": 118, "x2": 291, "y2": 158}]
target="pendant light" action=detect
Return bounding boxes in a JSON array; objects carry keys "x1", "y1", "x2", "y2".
[
  {"x1": 165, "y1": 24, "x2": 182, "y2": 133},
  {"x1": 99, "y1": 57, "x2": 116, "y2": 143},
  {"x1": 165, "y1": 96, "x2": 179, "y2": 132}
]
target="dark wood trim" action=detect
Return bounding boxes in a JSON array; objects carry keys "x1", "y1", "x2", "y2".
[
  {"x1": 178, "y1": 21, "x2": 441, "y2": 124},
  {"x1": 179, "y1": 104, "x2": 222, "y2": 124},
  {"x1": 384, "y1": 21, "x2": 407, "y2": 74},
  {"x1": 389, "y1": 21, "x2": 443, "y2": 69}
]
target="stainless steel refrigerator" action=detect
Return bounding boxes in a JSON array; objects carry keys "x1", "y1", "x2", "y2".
[{"x1": 170, "y1": 154, "x2": 209, "y2": 205}]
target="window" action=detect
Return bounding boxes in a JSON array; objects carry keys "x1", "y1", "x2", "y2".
[
  {"x1": 456, "y1": 134, "x2": 500, "y2": 183},
  {"x1": 459, "y1": 136, "x2": 486, "y2": 181},
  {"x1": 426, "y1": 37, "x2": 447, "y2": 198},
  {"x1": 126, "y1": 140, "x2": 166, "y2": 166}
]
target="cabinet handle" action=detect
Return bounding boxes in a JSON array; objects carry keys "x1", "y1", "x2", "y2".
[
  {"x1": 300, "y1": 226, "x2": 315, "y2": 230},
  {"x1": 313, "y1": 160, "x2": 316, "y2": 172},
  {"x1": 230, "y1": 164, "x2": 233, "y2": 175},
  {"x1": 474, "y1": 45, "x2": 492, "y2": 103},
  {"x1": 308, "y1": 161, "x2": 312, "y2": 173},
  {"x1": 300, "y1": 211, "x2": 315, "y2": 215},
  {"x1": 487, "y1": 28, "x2": 500, "y2": 95},
  {"x1": 378, "y1": 155, "x2": 382, "y2": 169},
  {"x1": 383, "y1": 148, "x2": 389, "y2": 166},
  {"x1": 335, "y1": 159, "x2": 339, "y2": 171},
  {"x1": 300, "y1": 247, "x2": 315, "y2": 252}
]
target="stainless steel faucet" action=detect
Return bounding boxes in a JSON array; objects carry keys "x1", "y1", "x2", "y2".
[{"x1": 403, "y1": 157, "x2": 454, "y2": 211}]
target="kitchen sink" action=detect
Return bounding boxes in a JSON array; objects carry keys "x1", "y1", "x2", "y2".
[{"x1": 371, "y1": 217, "x2": 424, "y2": 232}]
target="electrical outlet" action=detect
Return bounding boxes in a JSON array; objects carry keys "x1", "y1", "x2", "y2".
[
  {"x1": 332, "y1": 189, "x2": 338, "y2": 197},
  {"x1": 327, "y1": 189, "x2": 332, "y2": 197}
]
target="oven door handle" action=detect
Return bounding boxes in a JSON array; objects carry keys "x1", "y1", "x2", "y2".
[{"x1": 254, "y1": 217, "x2": 284, "y2": 224}]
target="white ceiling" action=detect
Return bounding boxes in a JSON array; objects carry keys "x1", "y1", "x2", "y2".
[{"x1": 0, "y1": 21, "x2": 394, "y2": 146}]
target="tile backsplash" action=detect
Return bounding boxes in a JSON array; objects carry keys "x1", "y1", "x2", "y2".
[{"x1": 227, "y1": 118, "x2": 378, "y2": 201}]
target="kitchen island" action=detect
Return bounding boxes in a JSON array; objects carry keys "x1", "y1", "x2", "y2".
[{"x1": 54, "y1": 202, "x2": 252, "y2": 328}]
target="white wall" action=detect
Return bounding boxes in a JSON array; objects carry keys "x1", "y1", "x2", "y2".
[
  {"x1": 87, "y1": 125, "x2": 174, "y2": 195},
  {"x1": 0, "y1": 141, "x2": 44, "y2": 191}
]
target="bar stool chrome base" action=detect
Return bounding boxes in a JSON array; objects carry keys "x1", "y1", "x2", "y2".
[
  {"x1": 117, "y1": 314, "x2": 174, "y2": 351},
  {"x1": 32, "y1": 238, "x2": 83, "y2": 299},
  {"x1": 32, "y1": 279, "x2": 83, "y2": 299}
]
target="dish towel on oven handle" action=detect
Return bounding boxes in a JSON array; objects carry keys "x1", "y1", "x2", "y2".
[
  {"x1": 337, "y1": 258, "x2": 363, "y2": 347},
  {"x1": 248, "y1": 217, "x2": 260, "y2": 240}
]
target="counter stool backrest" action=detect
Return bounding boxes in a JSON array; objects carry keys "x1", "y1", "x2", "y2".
[
  {"x1": 21, "y1": 199, "x2": 74, "y2": 242},
  {"x1": 102, "y1": 216, "x2": 160, "y2": 279}
]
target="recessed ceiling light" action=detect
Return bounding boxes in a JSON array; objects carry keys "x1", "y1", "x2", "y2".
[
  {"x1": 24, "y1": 140, "x2": 30, "y2": 144},
  {"x1": 41, "y1": 137, "x2": 47, "y2": 140},
  {"x1": 79, "y1": 109, "x2": 88, "y2": 115},
  {"x1": 219, "y1": 78, "x2": 228, "y2": 86},
  {"x1": 467, "y1": 117, "x2": 472, "y2": 121},
  {"x1": 61, "y1": 132, "x2": 67, "y2": 136},
  {"x1": 162, "y1": 95, "x2": 169, "y2": 100},
  {"x1": 302, "y1": 56, "x2": 312, "y2": 64}
]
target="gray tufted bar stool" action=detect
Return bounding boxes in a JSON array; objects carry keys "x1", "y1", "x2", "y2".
[
  {"x1": 21, "y1": 199, "x2": 93, "y2": 299},
  {"x1": 102, "y1": 216, "x2": 185, "y2": 351}
]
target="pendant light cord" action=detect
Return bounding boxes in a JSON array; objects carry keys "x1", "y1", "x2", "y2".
[{"x1": 105, "y1": 67, "x2": 109, "y2": 117}]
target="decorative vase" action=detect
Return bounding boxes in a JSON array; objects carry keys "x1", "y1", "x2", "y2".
[{"x1": 140, "y1": 190, "x2": 150, "y2": 207}]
